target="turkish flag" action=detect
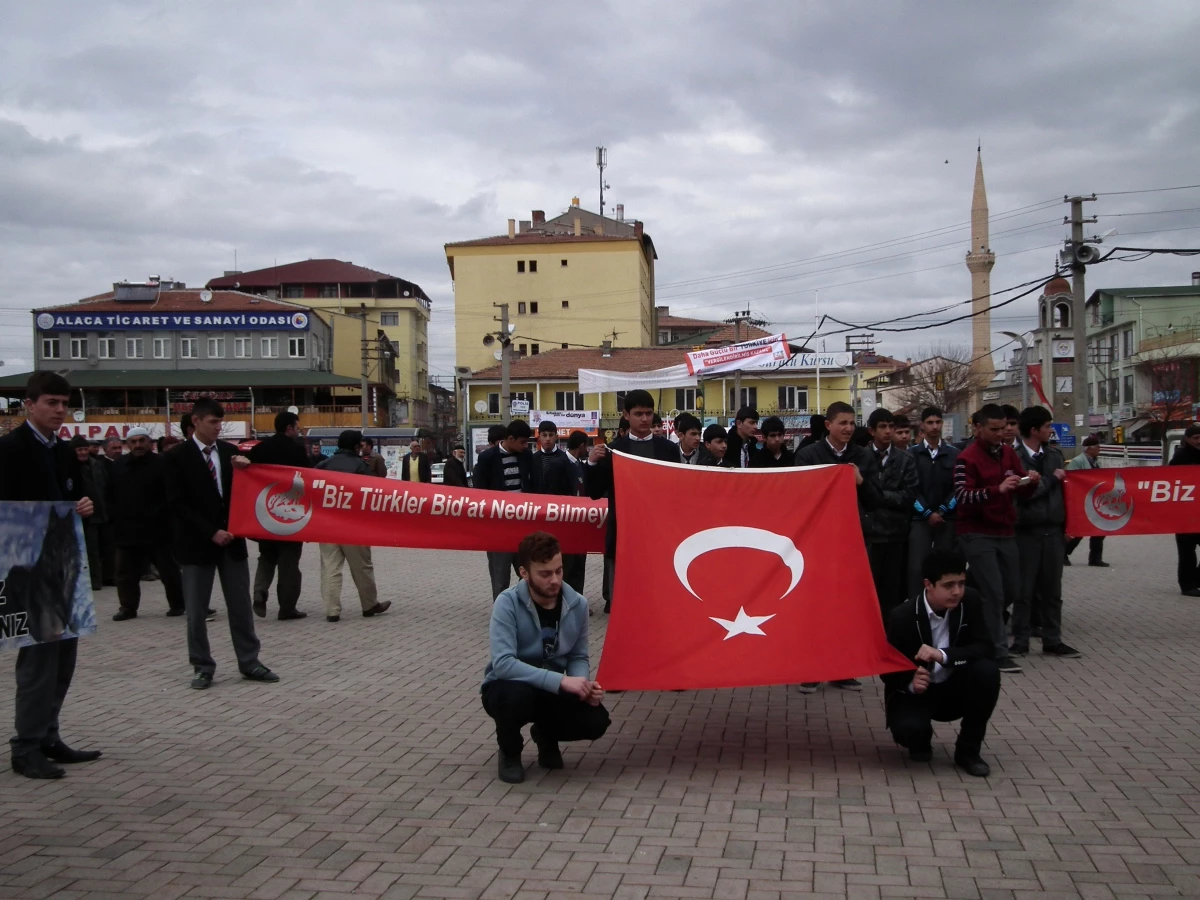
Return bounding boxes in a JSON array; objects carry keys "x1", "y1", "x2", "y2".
[{"x1": 596, "y1": 454, "x2": 914, "y2": 690}]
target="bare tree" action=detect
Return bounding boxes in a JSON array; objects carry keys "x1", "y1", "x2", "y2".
[{"x1": 890, "y1": 343, "x2": 982, "y2": 415}]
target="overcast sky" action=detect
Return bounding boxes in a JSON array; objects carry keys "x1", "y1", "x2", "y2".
[{"x1": 2, "y1": 1, "x2": 1198, "y2": 379}]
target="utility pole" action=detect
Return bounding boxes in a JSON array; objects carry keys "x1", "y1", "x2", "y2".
[
  {"x1": 359, "y1": 302, "x2": 369, "y2": 429},
  {"x1": 725, "y1": 307, "x2": 765, "y2": 414},
  {"x1": 1065, "y1": 195, "x2": 1097, "y2": 448},
  {"x1": 497, "y1": 302, "x2": 511, "y2": 424}
]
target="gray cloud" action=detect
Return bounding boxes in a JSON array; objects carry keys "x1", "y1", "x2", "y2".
[{"x1": 1, "y1": 0, "x2": 1198, "y2": 376}]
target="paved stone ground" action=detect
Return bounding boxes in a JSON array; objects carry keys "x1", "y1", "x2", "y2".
[{"x1": 2, "y1": 534, "x2": 1199, "y2": 900}]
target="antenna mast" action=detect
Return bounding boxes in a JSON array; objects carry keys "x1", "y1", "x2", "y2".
[{"x1": 596, "y1": 146, "x2": 609, "y2": 217}]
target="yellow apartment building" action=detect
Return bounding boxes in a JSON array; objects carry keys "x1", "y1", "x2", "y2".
[
  {"x1": 207, "y1": 260, "x2": 433, "y2": 424},
  {"x1": 460, "y1": 346, "x2": 861, "y2": 460},
  {"x1": 445, "y1": 201, "x2": 658, "y2": 374}
]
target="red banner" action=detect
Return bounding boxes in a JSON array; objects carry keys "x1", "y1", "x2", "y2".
[
  {"x1": 229, "y1": 464, "x2": 608, "y2": 553},
  {"x1": 1064, "y1": 465, "x2": 1199, "y2": 536},
  {"x1": 597, "y1": 455, "x2": 913, "y2": 690}
]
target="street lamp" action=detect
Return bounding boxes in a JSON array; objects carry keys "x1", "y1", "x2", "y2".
[{"x1": 1000, "y1": 331, "x2": 1031, "y2": 409}]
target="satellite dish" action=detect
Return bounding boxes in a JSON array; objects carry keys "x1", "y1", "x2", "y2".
[
  {"x1": 199, "y1": 290, "x2": 212, "y2": 302},
  {"x1": 287, "y1": 405, "x2": 299, "y2": 414},
  {"x1": 474, "y1": 400, "x2": 488, "y2": 413},
  {"x1": 87, "y1": 354, "x2": 99, "y2": 367},
  {"x1": 493, "y1": 349, "x2": 503, "y2": 360}
]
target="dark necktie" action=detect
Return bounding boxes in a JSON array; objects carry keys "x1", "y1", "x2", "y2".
[{"x1": 203, "y1": 444, "x2": 220, "y2": 494}]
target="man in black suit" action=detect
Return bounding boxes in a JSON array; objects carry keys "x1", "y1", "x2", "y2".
[
  {"x1": 530, "y1": 420, "x2": 587, "y2": 596},
  {"x1": 0, "y1": 372, "x2": 101, "y2": 779},
  {"x1": 473, "y1": 421, "x2": 534, "y2": 599},
  {"x1": 248, "y1": 411, "x2": 310, "y2": 621},
  {"x1": 586, "y1": 389, "x2": 681, "y2": 612},
  {"x1": 164, "y1": 398, "x2": 279, "y2": 690},
  {"x1": 882, "y1": 549, "x2": 1000, "y2": 777},
  {"x1": 724, "y1": 406, "x2": 760, "y2": 469}
]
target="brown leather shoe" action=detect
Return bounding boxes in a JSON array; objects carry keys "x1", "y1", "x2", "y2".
[{"x1": 363, "y1": 601, "x2": 391, "y2": 617}]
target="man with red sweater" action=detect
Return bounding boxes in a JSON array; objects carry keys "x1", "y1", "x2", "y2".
[{"x1": 953, "y1": 404, "x2": 1039, "y2": 675}]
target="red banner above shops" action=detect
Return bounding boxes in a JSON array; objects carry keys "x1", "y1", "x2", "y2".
[
  {"x1": 1064, "y1": 466, "x2": 1199, "y2": 537},
  {"x1": 229, "y1": 464, "x2": 608, "y2": 554}
]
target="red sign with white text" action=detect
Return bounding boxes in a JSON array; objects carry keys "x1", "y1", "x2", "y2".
[
  {"x1": 1064, "y1": 465, "x2": 1199, "y2": 536},
  {"x1": 229, "y1": 464, "x2": 608, "y2": 554},
  {"x1": 597, "y1": 455, "x2": 913, "y2": 690}
]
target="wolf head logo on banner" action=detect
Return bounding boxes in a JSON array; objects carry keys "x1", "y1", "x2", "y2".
[{"x1": 254, "y1": 470, "x2": 314, "y2": 536}]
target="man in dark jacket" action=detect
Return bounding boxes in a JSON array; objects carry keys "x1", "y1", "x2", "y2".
[
  {"x1": 587, "y1": 390, "x2": 681, "y2": 612},
  {"x1": 1170, "y1": 423, "x2": 1200, "y2": 596},
  {"x1": 164, "y1": 398, "x2": 279, "y2": 691},
  {"x1": 794, "y1": 401, "x2": 881, "y2": 693},
  {"x1": 69, "y1": 435, "x2": 113, "y2": 591},
  {"x1": 565, "y1": 431, "x2": 590, "y2": 493},
  {"x1": 724, "y1": 406, "x2": 760, "y2": 469},
  {"x1": 1011, "y1": 406, "x2": 1080, "y2": 659},
  {"x1": 797, "y1": 413, "x2": 826, "y2": 449},
  {"x1": 443, "y1": 445, "x2": 469, "y2": 487},
  {"x1": 749, "y1": 416, "x2": 795, "y2": 468},
  {"x1": 1, "y1": 372, "x2": 101, "y2": 779},
  {"x1": 882, "y1": 549, "x2": 999, "y2": 778},
  {"x1": 698, "y1": 424, "x2": 732, "y2": 467},
  {"x1": 529, "y1": 420, "x2": 587, "y2": 596},
  {"x1": 908, "y1": 406, "x2": 960, "y2": 598},
  {"x1": 110, "y1": 426, "x2": 185, "y2": 620},
  {"x1": 475, "y1": 420, "x2": 535, "y2": 599},
  {"x1": 862, "y1": 409, "x2": 918, "y2": 618},
  {"x1": 248, "y1": 412, "x2": 310, "y2": 620},
  {"x1": 315, "y1": 430, "x2": 390, "y2": 622}
]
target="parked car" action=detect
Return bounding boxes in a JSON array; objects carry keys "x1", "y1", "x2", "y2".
[{"x1": 430, "y1": 462, "x2": 445, "y2": 484}]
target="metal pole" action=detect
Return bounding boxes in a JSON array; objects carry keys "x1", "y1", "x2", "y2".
[
  {"x1": 1067, "y1": 195, "x2": 1096, "y2": 452},
  {"x1": 814, "y1": 290, "x2": 821, "y2": 414},
  {"x1": 733, "y1": 317, "x2": 743, "y2": 411},
  {"x1": 499, "y1": 302, "x2": 511, "y2": 424},
  {"x1": 360, "y1": 302, "x2": 369, "y2": 429}
]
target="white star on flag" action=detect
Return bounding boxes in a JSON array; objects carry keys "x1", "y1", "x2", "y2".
[{"x1": 710, "y1": 606, "x2": 776, "y2": 640}]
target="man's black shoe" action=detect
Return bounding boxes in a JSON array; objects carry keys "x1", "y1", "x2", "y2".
[
  {"x1": 205, "y1": 609, "x2": 218, "y2": 621},
  {"x1": 497, "y1": 750, "x2": 524, "y2": 783},
  {"x1": 363, "y1": 601, "x2": 391, "y2": 617},
  {"x1": 165, "y1": 608, "x2": 185, "y2": 617},
  {"x1": 530, "y1": 725, "x2": 564, "y2": 770},
  {"x1": 278, "y1": 610, "x2": 307, "y2": 620},
  {"x1": 1183, "y1": 588, "x2": 1200, "y2": 598},
  {"x1": 603, "y1": 601, "x2": 611, "y2": 614},
  {"x1": 42, "y1": 741, "x2": 102, "y2": 764},
  {"x1": 954, "y1": 751, "x2": 991, "y2": 777},
  {"x1": 1008, "y1": 643, "x2": 1028, "y2": 657},
  {"x1": 252, "y1": 600, "x2": 267, "y2": 618},
  {"x1": 1088, "y1": 560, "x2": 1110, "y2": 568},
  {"x1": 112, "y1": 609, "x2": 137, "y2": 622},
  {"x1": 191, "y1": 671, "x2": 213, "y2": 690},
  {"x1": 997, "y1": 657, "x2": 1023, "y2": 674},
  {"x1": 831, "y1": 678, "x2": 862, "y2": 691},
  {"x1": 1043, "y1": 642, "x2": 1082, "y2": 658},
  {"x1": 11, "y1": 751, "x2": 64, "y2": 780},
  {"x1": 1062, "y1": 556, "x2": 1072, "y2": 566},
  {"x1": 327, "y1": 615, "x2": 340, "y2": 622},
  {"x1": 241, "y1": 665, "x2": 280, "y2": 683},
  {"x1": 909, "y1": 746, "x2": 933, "y2": 763}
]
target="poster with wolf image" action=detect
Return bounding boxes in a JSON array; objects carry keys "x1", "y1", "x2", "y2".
[{"x1": 0, "y1": 502, "x2": 96, "y2": 650}]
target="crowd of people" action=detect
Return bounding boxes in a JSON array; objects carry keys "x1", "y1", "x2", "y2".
[{"x1": 5, "y1": 371, "x2": 1199, "y2": 785}]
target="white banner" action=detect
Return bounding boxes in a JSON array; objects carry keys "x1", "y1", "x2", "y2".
[
  {"x1": 54, "y1": 420, "x2": 250, "y2": 441},
  {"x1": 685, "y1": 334, "x2": 791, "y2": 376},
  {"x1": 577, "y1": 365, "x2": 695, "y2": 394},
  {"x1": 529, "y1": 410, "x2": 600, "y2": 435}
]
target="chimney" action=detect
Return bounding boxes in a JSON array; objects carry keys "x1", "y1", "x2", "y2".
[
  {"x1": 573, "y1": 217, "x2": 581, "y2": 236},
  {"x1": 508, "y1": 219, "x2": 516, "y2": 239},
  {"x1": 615, "y1": 203, "x2": 624, "y2": 222},
  {"x1": 634, "y1": 221, "x2": 644, "y2": 238},
  {"x1": 1193, "y1": 271, "x2": 1200, "y2": 286},
  {"x1": 223, "y1": 270, "x2": 241, "y2": 277},
  {"x1": 601, "y1": 340, "x2": 612, "y2": 357},
  {"x1": 595, "y1": 222, "x2": 604, "y2": 236},
  {"x1": 656, "y1": 306, "x2": 669, "y2": 317},
  {"x1": 570, "y1": 196, "x2": 580, "y2": 207},
  {"x1": 519, "y1": 220, "x2": 531, "y2": 233},
  {"x1": 532, "y1": 210, "x2": 545, "y2": 226}
]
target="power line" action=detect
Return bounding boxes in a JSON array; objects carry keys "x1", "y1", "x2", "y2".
[{"x1": 1096, "y1": 184, "x2": 1200, "y2": 197}]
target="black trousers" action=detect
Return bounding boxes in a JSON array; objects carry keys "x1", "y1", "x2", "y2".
[
  {"x1": 1065, "y1": 535, "x2": 1105, "y2": 563},
  {"x1": 116, "y1": 543, "x2": 184, "y2": 613},
  {"x1": 252, "y1": 540, "x2": 304, "y2": 614},
  {"x1": 83, "y1": 522, "x2": 116, "y2": 589},
  {"x1": 481, "y1": 680, "x2": 611, "y2": 756},
  {"x1": 563, "y1": 554, "x2": 586, "y2": 597},
  {"x1": 868, "y1": 539, "x2": 908, "y2": 618},
  {"x1": 10, "y1": 637, "x2": 78, "y2": 758},
  {"x1": 1177, "y1": 534, "x2": 1200, "y2": 592},
  {"x1": 487, "y1": 552, "x2": 519, "y2": 601},
  {"x1": 886, "y1": 658, "x2": 1000, "y2": 756}
]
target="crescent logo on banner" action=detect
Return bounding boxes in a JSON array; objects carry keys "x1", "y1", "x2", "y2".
[
  {"x1": 254, "y1": 470, "x2": 314, "y2": 536},
  {"x1": 1083, "y1": 472, "x2": 1134, "y2": 532}
]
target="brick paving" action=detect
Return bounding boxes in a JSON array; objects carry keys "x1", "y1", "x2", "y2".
[{"x1": 2, "y1": 534, "x2": 1199, "y2": 899}]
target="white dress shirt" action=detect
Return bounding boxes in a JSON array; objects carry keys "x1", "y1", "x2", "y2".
[
  {"x1": 923, "y1": 438, "x2": 939, "y2": 460},
  {"x1": 194, "y1": 434, "x2": 223, "y2": 497},
  {"x1": 922, "y1": 591, "x2": 952, "y2": 685}
]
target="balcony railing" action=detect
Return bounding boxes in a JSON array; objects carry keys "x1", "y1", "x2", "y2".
[{"x1": 1138, "y1": 325, "x2": 1200, "y2": 353}]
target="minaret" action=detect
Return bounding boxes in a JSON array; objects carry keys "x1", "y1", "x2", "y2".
[{"x1": 965, "y1": 147, "x2": 996, "y2": 385}]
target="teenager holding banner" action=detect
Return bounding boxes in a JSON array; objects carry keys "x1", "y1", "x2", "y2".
[{"x1": 1, "y1": 372, "x2": 100, "y2": 780}]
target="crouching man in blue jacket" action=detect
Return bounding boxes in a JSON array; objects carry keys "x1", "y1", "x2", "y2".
[{"x1": 482, "y1": 531, "x2": 611, "y2": 783}]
